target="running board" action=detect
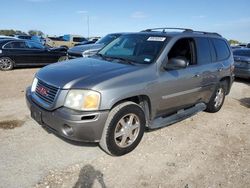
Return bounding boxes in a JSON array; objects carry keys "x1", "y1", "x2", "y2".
[{"x1": 149, "y1": 103, "x2": 207, "y2": 129}]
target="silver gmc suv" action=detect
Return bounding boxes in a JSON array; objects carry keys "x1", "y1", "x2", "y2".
[{"x1": 26, "y1": 28, "x2": 234, "y2": 156}]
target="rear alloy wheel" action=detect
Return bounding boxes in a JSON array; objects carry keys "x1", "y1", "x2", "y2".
[
  {"x1": 58, "y1": 56, "x2": 68, "y2": 62},
  {"x1": 0, "y1": 57, "x2": 14, "y2": 71},
  {"x1": 205, "y1": 82, "x2": 226, "y2": 113},
  {"x1": 99, "y1": 101, "x2": 146, "y2": 156}
]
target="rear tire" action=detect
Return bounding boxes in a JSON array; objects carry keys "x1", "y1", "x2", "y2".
[
  {"x1": 0, "y1": 57, "x2": 14, "y2": 71},
  {"x1": 99, "y1": 101, "x2": 146, "y2": 156},
  {"x1": 205, "y1": 81, "x2": 226, "y2": 113}
]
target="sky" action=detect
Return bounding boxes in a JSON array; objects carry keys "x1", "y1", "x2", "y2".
[{"x1": 1, "y1": 0, "x2": 250, "y2": 43}]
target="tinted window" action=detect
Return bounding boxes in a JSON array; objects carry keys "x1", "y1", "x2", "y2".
[
  {"x1": 212, "y1": 39, "x2": 230, "y2": 61},
  {"x1": 195, "y1": 38, "x2": 211, "y2": 64},
  {"x1": 4, "y1": 41, "x2": 27, "y2": 49},
  {"x1": 17, "y1": 36, "x2": 32, "y2": 40},
  {"x1": 73, "y1": 37, "x2": 87, "y2": 42},
  {"x1": 26, "y1": 41, "x2": 44, "y2": 49}
]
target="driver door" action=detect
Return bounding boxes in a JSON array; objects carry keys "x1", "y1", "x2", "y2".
[{"x1": 155, "y1": 38, "x2": 203, "y2": 116}]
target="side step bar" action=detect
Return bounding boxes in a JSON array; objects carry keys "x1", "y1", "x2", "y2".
[{"x1": 149, "y1": 103, "x2": 207, "y2": 129}]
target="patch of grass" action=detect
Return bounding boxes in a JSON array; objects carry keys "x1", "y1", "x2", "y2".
[{"x1": 0, "y1": 120, "x2": 24, "y2": 129}]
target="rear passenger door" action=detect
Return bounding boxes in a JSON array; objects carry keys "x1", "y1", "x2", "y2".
[
  {"x1": 3, "y1": 41, "x2": 31, "y2": 65},
  {"x1": 194, "y1": 37, "x2": 220, "y2": 102}
]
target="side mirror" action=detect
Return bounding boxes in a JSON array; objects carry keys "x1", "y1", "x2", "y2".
[{"x1": 164, "y1": 57, "x2": 188, "y2": 70}]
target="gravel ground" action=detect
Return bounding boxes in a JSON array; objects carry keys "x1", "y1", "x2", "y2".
[{"x1": 0, "y1": 68, "x2": 249, "y2": 188}]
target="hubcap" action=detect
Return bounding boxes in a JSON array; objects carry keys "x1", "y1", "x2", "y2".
[
  {"x1": 114, "y1": 113, "x2": 140, "y2": 148},
  {"x1": 0, "y1": 58, "x2": 12, "y2": 70},
  {"x1": 214, "y1": 88, "x2": 224, "y2": 108}
]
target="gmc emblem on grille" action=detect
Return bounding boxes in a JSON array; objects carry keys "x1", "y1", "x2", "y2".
[{"x1": 37, "y1": 86, "x2": 49, "y2": 96}]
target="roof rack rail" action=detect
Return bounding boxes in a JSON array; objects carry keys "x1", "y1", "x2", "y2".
[
  {"x1": 141, "y1": 27, "x2": 193, "y2": 32},
  {"x1": 189, "y1": 30, "x2": 222, "y2": 37},
  {"x1": 141, "y1": 27, "x2": 222, "y2": 37}
]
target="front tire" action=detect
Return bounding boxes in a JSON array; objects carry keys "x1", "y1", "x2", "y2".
[
  {"x1": 0, "y1": 57, "x2": 14, "y2": 71},
  {"x1": 205, "y1": 81, "x2": 226, "y2": 113},
  {"x1": 99, "y1": 101, "x2": 146, "y2": 156}
]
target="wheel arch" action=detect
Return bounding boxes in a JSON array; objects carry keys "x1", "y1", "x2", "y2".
[
  {"x1": 220, "y1": 76, "x2": 232, "y2": 95},
  {"x1": 110, "y1": 95, "x2": 152, "y2": 126}
]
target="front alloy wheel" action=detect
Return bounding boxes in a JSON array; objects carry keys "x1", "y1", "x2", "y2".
[
  {"x1": 114, "y1": 113, "x2": 141, "y2": 148},
  {"x1": 100, "y1": 101, "x2": 146, "y2": 156}
]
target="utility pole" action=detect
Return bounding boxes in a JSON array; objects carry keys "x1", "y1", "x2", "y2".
[{"x1": 87, "y1": 15, "x2": 89, "y2": 39}]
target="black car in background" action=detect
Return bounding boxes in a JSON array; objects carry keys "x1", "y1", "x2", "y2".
[
  {"x1": 233, "y1": 48, "x2": 250, "y2": 79},
  {"x1": 0, "y1": 39, "x2": 67, "y2": 71},
  {"x1": 67, "y1": 33, "x2": 122, "y2": 59}
]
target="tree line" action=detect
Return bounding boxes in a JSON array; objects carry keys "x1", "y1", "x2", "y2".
[{"x1": 0, "y1": 29, "x2": 44, "y2": 36}]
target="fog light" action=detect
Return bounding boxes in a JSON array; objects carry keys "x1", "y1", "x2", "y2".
[{"x1": 62, "y1": 124, "x2": 73, "y2": 136}]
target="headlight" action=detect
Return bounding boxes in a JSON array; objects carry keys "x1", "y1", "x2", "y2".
[
  {"x1": 31, "y1": 78, "x2": 38, "y2": 92},
  {"x1": 64, "y1": 90, "x2": 101, "y2": 111},
  {"x1": 0, "y1": 50, "x2": 2, "y2": 54}
]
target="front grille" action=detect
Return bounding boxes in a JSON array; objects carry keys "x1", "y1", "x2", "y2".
[{"x1": 35, "y1": 80, "x2": 59, "y2": 105}]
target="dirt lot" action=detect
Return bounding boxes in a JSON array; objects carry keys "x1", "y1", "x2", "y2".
[{"x1": 0, "y1": 68, "x2": 249, "y2": 188}]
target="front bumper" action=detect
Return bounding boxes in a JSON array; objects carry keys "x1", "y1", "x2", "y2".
[
  {"x1": 26, "y1": 87, "x2": 109, "y2": 142},
  {"x1": 234, "y1": 67, "x2": 250, "y2": 79}
]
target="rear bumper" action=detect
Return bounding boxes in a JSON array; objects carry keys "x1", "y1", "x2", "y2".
[
  {"x1": 26, "y1": 87, "x2": 109, "y2": 142},
  {"x1": 234, "y1": 68, "x2": 250, "y2": 79}
]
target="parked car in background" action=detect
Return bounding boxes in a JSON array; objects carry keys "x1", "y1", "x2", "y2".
[
  {"x1": 74, "y1": 38, "x2": 99, "y2": 46},
  {"x1": 247, "y1": 43, "x2": 250, "y2": 48},
  {"x1": 15, "y1": 35, "x2": 46, "y2": 45},
  {"x1": 45, "y1": 34, "x2": 87, "y2": 49},
  {"x1": 0, "y1": 39, "x2": 67, "y2": 71},
  {"x1": 0, "y1": 35, "x2": 17, "y2": 40},
  {"x1": 26, "y1": 28, "x2": 234, "y2": 156},
  {"x1": 233, "y1": 48, "x2": 250, "y2": 79},
  {"x1": 67, "y1": 33, "x2": 122, "y2": 59}
]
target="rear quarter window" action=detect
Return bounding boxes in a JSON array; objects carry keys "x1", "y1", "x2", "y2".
[{"x1": 211, "y1": 39, "x2": 230, "y2": 61}]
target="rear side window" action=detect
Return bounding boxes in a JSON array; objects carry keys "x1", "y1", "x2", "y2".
[
  {"x1": 211, "y1": 39, "x2": 230, "y2": 61},
  {"x1": 4, "y1": 41, "x2": 27, "y2": 49},
  {"x1": 195, "y1": 38, "x2": 211, "y2": 64}
]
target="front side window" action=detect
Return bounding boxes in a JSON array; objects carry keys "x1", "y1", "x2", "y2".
[
  {"x1": 195, "y1": 38, "x2": 211, "y2": 65},
  {"x1": 212, "y1": 39, "x2": 230, "y2": 61},
  {"x1": 26, "y1": 41, "x2": 45, "y2": 49},
  {"x1": 98, "y1": 34, "x2": 167, "y2": 64},
  {"x1": 4, "y1": 41, "x2": 27, "y2": 49},
  {"x1": 168, "y1": 38, "x2": 196, "y2": 65}
]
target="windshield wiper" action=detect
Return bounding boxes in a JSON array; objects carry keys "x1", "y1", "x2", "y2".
[{"x1": 108, "y1": 56, "x2": 135, "y2": 65}]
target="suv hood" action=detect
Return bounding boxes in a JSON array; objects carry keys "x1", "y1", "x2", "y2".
[
  {"x1": 68, "y1": 43, "x2": 104, "y2": 54},
  {"x1": 36, "y1": 57, "x2": 138, "y2": 89}
]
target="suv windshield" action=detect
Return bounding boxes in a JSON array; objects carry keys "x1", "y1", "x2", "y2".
[{"x1": 98, "y1": 34, "x2": 167, "y2": 64}]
